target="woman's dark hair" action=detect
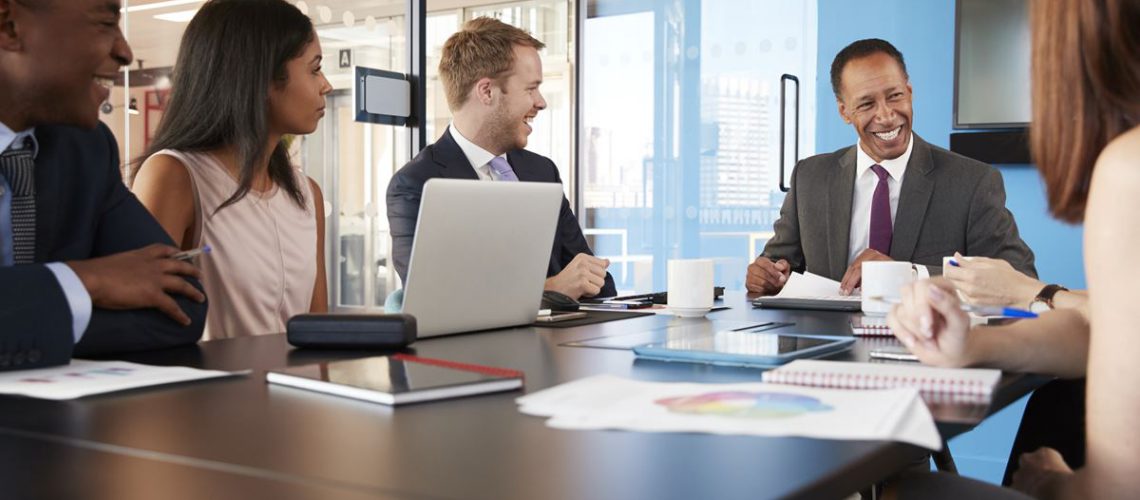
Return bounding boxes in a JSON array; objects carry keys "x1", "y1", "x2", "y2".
[
  {"x1": 1030, "y1": 0, "x2": 1140, "y2": 223},
  {"x1": 137, "y1": 0, "x2": 313, "y2": 211}
]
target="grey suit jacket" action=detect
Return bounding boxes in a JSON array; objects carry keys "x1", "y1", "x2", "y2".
[{"x1": 762, "y1": 134, "x2": 1036, "y2": 281}]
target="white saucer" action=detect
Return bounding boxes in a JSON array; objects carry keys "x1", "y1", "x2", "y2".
[{"x1": 668, "y1": 306, "x2": 712, "y2": 318}]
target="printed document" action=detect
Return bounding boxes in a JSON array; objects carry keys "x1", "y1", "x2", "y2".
[
  {"x1": 0, "y1": 360, "x2": 243, "y2": 400},
  {"x1": 775, "y1": 271, "x2": 848, "y2": 298},
  {"x1": 518, "y1": 374, "x2": 941, "y2": 450}
]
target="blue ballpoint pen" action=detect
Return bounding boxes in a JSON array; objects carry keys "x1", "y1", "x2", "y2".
[{"x1": 867, "y1": 295, "x2": 1038, "y2": 319}]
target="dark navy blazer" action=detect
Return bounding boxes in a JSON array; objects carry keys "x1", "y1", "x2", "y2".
[
  {"x1": 0, "y1": 123, "x2": 206, "y2": 371},
  {"x1": 386, "y1": 130, "x2": 616, "y2": 297}
]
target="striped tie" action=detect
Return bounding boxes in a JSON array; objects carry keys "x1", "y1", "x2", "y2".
[{"x1": 0, "y1": 139, "x2": 36, "y2": 264}]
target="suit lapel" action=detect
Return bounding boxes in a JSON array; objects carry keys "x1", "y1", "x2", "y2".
[
  {"x1": 32, "y1": 132, "x2": 60, "y2": 263},
  {"x1": 506, "y1": 151, "x2": 533, "y2": 181},
  {"x1": 890, "y1": 134, "x2": 935, "y2": 261},
  {"x1": 827, "y1": 146, "x2": 857, "y2": 275},
  {"x1": 430, "y1": 130, "x2": 480, "y2": 180}
]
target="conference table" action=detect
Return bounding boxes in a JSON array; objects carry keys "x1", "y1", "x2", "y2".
[{"x1": 0, "y1": 293, "x2": 1046, "y2": 500}]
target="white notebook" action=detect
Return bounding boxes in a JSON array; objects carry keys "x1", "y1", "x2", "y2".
[{"x1": 762, "y1": 359, "x2": 1002, "y2": 397}]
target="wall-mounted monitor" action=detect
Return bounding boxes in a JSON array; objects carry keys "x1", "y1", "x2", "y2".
[{"x1": 954, "y1": 0, "x2": 1030, "y2": 129}]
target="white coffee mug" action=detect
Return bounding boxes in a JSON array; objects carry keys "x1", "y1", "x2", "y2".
[
  {"x1": 667, "y1": 259, "x2": 714, "y2": 317},
  {"x1": 861, "y1": 261, "x2": 917, "y2": 316}
]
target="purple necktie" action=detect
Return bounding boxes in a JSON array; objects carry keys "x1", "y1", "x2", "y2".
[
  {"x1": 488, "y1": 156, "x2": 518, "y2": 181},
  {"x1": 869, "y1": 164, "x2": 892, "y2": 254}
]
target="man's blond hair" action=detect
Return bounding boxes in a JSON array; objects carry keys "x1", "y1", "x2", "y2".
[{"x1": 438, "y1": 17, "x2": 545, "y2": 111}]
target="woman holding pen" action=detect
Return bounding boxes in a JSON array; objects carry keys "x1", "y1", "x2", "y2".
[
  {"x1": 886, "y1": 0, "x2": 1140, "y2": 498},
  {"x1": 131, "y1": 0, "x2": 331, "y2": 340}
]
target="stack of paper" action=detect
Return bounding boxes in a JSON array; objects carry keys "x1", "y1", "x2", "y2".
[
  {"x1": 776, "y1": 271, "x2": 848, "y2": 298},
  {"x1": 517, "y1": 375, "x2": 942, "y2": 450}
]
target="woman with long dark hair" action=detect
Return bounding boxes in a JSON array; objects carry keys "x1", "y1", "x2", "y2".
[
  {"x1": 132, "y1": 0, "x2": 331, "y2": 340},
  {"x1": 885, "y1": 0, "x2": 1140, "y2": 498}
]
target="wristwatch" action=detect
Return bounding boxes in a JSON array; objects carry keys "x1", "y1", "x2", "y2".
[{"x1": 1029, "y1": 284, "x2": 1069, "y2": 313}]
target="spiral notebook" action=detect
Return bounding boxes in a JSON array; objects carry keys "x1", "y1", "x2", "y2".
[
  {"x1": 762, "y1": 359, "x2": 1001, "y2": 397},
  {"x1": 851, "y1": 314, "x2": 995, "y2": 337},
  {"x1": 850, "y1": 316, "x2": 893, "y2": 336}
]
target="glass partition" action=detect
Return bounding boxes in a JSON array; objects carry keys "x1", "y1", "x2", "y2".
[{"x1": 581, "y1": 0, "x2": 818, "y2": 293}]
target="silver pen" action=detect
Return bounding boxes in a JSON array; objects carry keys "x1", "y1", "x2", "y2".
[{"x1": 171, "y1": 245, "x2": 212, "y2": 262}]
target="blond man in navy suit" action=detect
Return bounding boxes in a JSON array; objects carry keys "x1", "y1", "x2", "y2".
[{"x1": 388, "y1": 17, "x2": 615, "y2": 299}]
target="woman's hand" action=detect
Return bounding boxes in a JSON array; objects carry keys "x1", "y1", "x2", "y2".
[
  {"x1": 1011, "y1": 447, "x2": 1074, "y2": 498},
  {"x1": 886, "y1": 277, "x2": 975, "y2": 367},
  {"x1": 943, "y1": 253, "x2": 1043, "y2": 307}
]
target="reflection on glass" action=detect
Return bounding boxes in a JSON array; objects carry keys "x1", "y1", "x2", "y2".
[
  {"x1": 582, "y1": 0, "x2": 817, "y2": 293},
  {"x1": 303, "y1": 1, "x2": 407, "y2": 308}
]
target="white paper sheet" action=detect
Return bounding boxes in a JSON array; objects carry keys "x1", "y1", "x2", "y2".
[
  {"x1": 0, "y1": 360, "x2": 244, "y2": 400},
  {"x1": 517, "y1": 375, "x2": 942, "y2": 450},
  {"x1": 775, "y1": 271, "x2": 848, "y2": 298}
]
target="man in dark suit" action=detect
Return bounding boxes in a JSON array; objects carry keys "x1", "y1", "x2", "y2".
[
  {"x1": 0, "y1": 0, "x2": 206, "y2": 371},
  {"x1": 388, "y1": 17, "x2": 615, "y2": 299},
  {"x1": 747, "y1": 39, "x2": 1035, "y2": 295}
]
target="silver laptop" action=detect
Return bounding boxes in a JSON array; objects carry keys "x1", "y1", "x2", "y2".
[{"x1": 401, "y1": 178, "x2": 563, "y2": 338}]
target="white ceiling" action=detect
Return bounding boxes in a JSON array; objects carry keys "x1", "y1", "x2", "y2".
[{"x1": 123, "y1": 0, "x2": 520, "y2": 70}]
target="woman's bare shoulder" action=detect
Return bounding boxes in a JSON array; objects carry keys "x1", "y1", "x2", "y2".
[{"x1": 1096, "y1": 126, "x2": 1140, "y2": 178}]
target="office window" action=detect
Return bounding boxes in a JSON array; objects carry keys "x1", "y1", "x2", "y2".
[
  {"x1": 582, "y1": 0, "x2": 817, "y2": 292},
  {"x1": 300, "y1": 2, "x2": 408, "y2": 309}
]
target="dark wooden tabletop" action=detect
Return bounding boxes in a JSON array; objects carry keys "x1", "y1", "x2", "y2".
[{"x1": 0, "y1": 293, "x2": 1045, "y2": 500}]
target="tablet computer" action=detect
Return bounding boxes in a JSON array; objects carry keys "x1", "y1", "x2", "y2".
[{"x1": 633, "y1": 331, "x2": 854, "y2": 367}]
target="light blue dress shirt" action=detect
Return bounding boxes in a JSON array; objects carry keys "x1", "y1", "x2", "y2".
[{"x1": 0, "y1": 122, "x2": 92, "y2": 342}]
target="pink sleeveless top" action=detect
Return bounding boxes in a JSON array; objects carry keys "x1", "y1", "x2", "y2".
[{"x1": 155, "y1": 150, "x2": 317, "y2": 340}]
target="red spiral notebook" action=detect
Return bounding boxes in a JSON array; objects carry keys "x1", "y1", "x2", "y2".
[
  {"x1": 762, "y1": 360, "x2": 1001, "y2": 397},
  {"x1": 266, "y1": 354, "x2": 524, "y2": 405}
]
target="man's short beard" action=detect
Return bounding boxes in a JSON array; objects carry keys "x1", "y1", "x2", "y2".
[{"x1": 487, "y1": 98, "x2": 521, "y2": 153}]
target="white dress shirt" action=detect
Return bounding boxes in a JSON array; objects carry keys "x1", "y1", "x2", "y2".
[
  {"x1": 448, "y1": 123, "x2": 512, "y2": 181},
  {"x1": 0, "y1": 121, "x2": 92, "y2": 342},
  {"x1": 847, "y1": 134, "x2": 930, "y2": 277}
]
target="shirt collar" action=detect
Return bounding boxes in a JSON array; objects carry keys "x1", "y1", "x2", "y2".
[
  {"x1": 0, "y1": 121, "x2": 39, "y2": 159},
  {"x1": 856, "y1": 132, "x2": 913, "y2": 181},
  {"x1": 448, "y1": 123, "x2": 503, "y2": 170}
]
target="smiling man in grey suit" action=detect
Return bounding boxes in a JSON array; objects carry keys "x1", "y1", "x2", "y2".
[{"x1": 747, "y1": 38, "x2": 1035, "y2": 296}]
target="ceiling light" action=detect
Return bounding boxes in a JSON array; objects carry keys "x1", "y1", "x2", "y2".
[
  {"x1": 124, "y1": 0, "x2": 203, "y2": 13},
  {"x1": 154, "y1": 8, "x2": 199, "y2": 22}
]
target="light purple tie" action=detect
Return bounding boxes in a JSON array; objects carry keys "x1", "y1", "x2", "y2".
[
  {"x1": 488, "y1": 156, "x2": 518, "y2": 181},
  {"x1": 869, "y1": 164, "x2": 892, "y2": 255}
]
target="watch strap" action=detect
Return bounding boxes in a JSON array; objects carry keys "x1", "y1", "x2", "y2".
[{"x1": 1035, "y1": 284, "x2": 1069, "y2": 309}]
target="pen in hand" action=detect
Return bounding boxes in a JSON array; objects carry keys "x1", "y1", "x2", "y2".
[
  {"x1": 867, "y1": 295, "x2": 1038, "y2": 319},
  {"x1": 171, "y1": 245, "x2": 212, "y2": 262}
]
